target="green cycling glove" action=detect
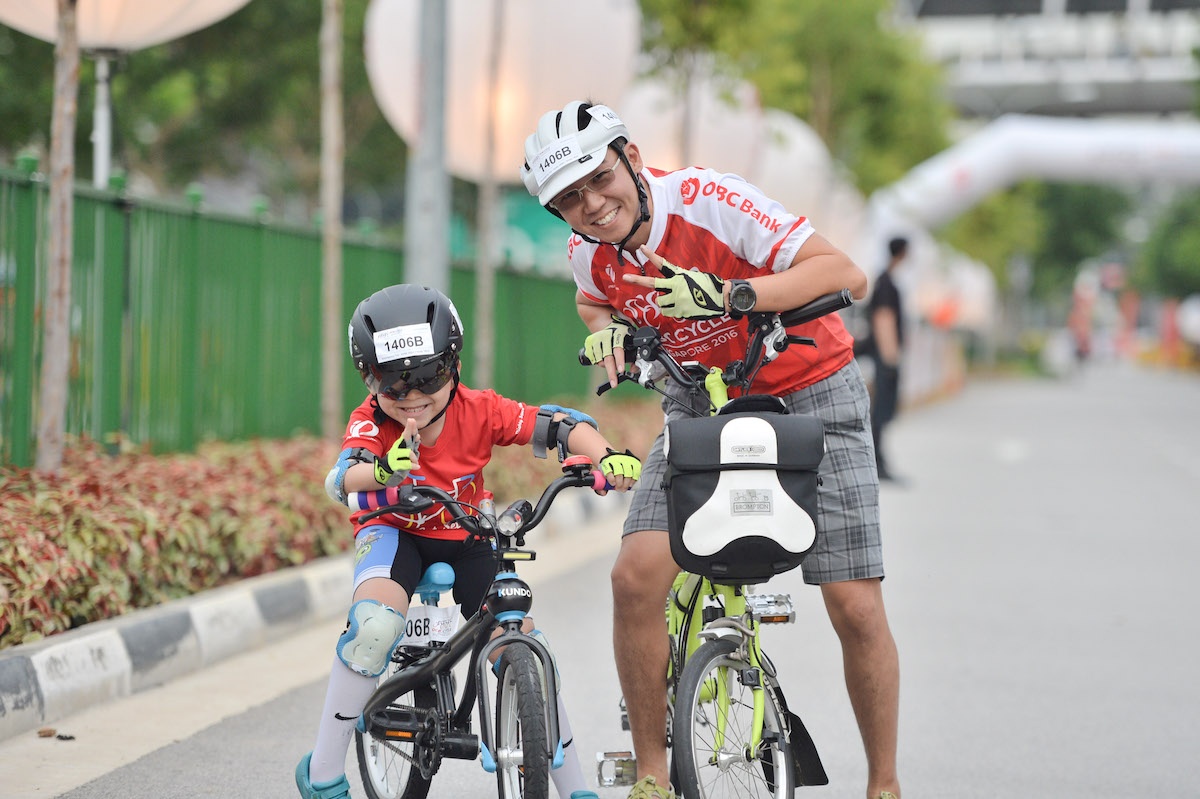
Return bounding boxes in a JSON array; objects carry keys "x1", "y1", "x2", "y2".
[
  {"x1": 652, "y1": 261, "x2": 726, "y2": 319},
  {"x1": 374, "y1": 438, "x2": 416, "y2": 486},
  {"x1": 583, "y1": 316, "x2": 635, "y2": 365},
  {"x1": 599, "y1": 448, "x2": 642, "y2": 482}
]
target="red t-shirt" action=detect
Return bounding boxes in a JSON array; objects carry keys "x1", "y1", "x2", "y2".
[
  {"x1": 342, "y1": 384, "x2": 539, "y2": 540},
  {"x1": 571, "y1": 166, "x2": 854, "y2": 396}
]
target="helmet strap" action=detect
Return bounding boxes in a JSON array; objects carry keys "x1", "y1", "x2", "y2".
[
  {"x1": 608, "y1": 147, "x2": 651, "y2": 265},
  {"x1": 420, "y1": 368, "x2": 460, "y2": 431}
]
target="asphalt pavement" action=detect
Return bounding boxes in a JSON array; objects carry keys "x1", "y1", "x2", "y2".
[{"x1": 3, "y1": 360, "x2": 1200, "y2": 798}]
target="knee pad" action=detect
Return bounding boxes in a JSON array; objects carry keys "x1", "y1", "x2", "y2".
[{"x1": 337, "y1": 599, "x2": 406, "y2": 678}]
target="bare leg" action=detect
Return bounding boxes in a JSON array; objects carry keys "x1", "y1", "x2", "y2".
[
  {"x1": 821, "y1": 578, "x2": 900, "y2": 798},
  {"x1": 610, "y1": 530, "x2": 680, "y2": 785}
]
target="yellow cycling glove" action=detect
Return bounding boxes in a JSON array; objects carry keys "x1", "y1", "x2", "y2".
[
  {"x1": 652, "y1": 261, "x2": 726, "y2": 319},
  {"x1": 599, "y1": 448, "x2": 642, "y2": 481},
  {"x1": 374, "y1": 438, "x2": 416, "y2": 486},
  {"x1": 583, "y1": 316, "x2": 635, "y2": 365}
]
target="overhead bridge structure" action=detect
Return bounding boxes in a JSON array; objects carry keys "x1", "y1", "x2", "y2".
[{"x1": 898, "y1": 0, "x2": 1200, "y2": 117}]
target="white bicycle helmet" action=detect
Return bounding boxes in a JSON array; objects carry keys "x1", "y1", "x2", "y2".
[
  {"x1": 521, "y1": 101, "x2": 650, "y2": 259},
  {"x1": 521, "y1": 101, "x2": 630, "y2": 208}
]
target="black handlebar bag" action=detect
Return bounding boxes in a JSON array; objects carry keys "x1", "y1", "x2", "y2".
[{"x1": 663, "y1": 408, "x2": 825, "y2": 584}]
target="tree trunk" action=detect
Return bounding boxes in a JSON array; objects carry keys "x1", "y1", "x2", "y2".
[
  {"x1": 320, "y1": 0, "x2": 345, "y2": 440},
  {"x1": 35, "y1": 0, "x2": 80, "y2": 474},
  {"x1": 474, "y1": 0, "x2": 505, "y2": 390}
]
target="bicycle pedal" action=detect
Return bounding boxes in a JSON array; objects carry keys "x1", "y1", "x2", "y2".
[
  {"x1": 369, "y1": 706, "x2": 435, "y2": 740},
  {"x1": 596, "y1": 751, "x2": 637, "y2": 787},
  {"x1": 746, "y1": 592, "x2": 795, "y2": 623}
]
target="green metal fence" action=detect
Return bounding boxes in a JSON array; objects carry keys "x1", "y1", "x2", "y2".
[{"x1": 0, "y1": 166, "x2": 594, "y2": 468}]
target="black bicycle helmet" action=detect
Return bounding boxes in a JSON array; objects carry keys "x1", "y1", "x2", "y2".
[{"x1": 348, "y1": 284, "x2": 464, "y2": 396}]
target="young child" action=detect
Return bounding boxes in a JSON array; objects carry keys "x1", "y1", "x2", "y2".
[{"x1": 296, "y1": 283, "x2": 641, "y2": 799}]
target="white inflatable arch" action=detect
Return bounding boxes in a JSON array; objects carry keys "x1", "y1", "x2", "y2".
[{"x1": 870, "y1": 113, "x2": 1200, "y2": 231}]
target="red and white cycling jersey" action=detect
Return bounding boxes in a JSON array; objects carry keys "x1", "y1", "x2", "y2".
[
  {"x1": 342, "y1": 385, "x2": 539, "y2": 540},
  {"x1": 571, "y1": 166, "x2": 854, "y2": 396}
]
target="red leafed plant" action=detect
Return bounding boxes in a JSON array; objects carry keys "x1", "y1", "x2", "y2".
[
  {"x1": 0, "y1": 436, "x2": 348, "y2": 648},
  {"x1": 0, "y1": 396, "x2": 661, "y2": 650}
]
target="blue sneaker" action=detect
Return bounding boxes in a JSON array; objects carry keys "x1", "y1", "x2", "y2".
[
  {"x1": 571, "y1": 792, "x2": 601, "y2": 799},
  {"x1": 295, "y1": 753, "x2": 352, "y2": 799}
]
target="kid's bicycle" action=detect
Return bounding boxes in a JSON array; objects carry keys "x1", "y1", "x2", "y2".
[
  {"x1": 348, "y1": 458, "x2": 611, "y2": 799},
  {"x1": 591, "y1": 290, "x2": 854, "y2": 799}
]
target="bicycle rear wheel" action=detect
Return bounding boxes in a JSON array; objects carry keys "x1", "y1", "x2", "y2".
[
  {"x1": 494, "y1": 645, "x2": 550, "y2": 799},
  {"x1": 356, "y1": 666, "x2": 437, "y2": 799},
  {"x1": 672, "y1": 638, "x2": 795, "y2": 799}
]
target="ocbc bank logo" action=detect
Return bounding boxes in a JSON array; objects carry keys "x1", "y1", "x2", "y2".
[{"x1": 680, "y1": 177, "x2": 700, "y2": 205}]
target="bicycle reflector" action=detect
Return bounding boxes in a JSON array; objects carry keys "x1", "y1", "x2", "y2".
[{"x1": 746, "y1": 593, "x2": 796, "y2": 624}]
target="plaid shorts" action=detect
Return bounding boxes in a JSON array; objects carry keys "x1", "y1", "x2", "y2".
[{"x1": 623, "y1": 359, "x2": 883, "y2": 585}]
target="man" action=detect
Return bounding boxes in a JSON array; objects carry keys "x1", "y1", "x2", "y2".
[
  {"x1": 867, "y1": 237, "x2": 908, "y2": 482},
  {"x1": 520, "y1": 101, "x2": 901, "y2": 799}
]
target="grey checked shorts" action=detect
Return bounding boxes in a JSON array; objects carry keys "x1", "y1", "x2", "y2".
[{"x1": 623, "y1": 359, "x2": 884, "y2": 585}]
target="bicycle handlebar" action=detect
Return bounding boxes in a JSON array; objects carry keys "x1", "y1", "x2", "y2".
[
  {"x1": 347, "y1": 460, "x2": 608, "y2": 543},
  {"x1": 579, "y1": 289, "x2": 854, "y2": 401},
  {"x1": 577, "y1": 289, "x2": 853, "y2": 368},
  {"x1": 777, "y1": 288, "x2": 854, "y2": 327}
]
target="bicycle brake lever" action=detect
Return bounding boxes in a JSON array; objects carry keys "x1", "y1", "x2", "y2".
[{"x1": 596, "y1": 372, "x2": 640, "y2": 396}]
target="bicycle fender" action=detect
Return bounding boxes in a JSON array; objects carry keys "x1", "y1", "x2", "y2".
[
  {"x1": 775, "y1": 689, "x2": 829, "y2": 787},
  {"x1": 474, "y1": 633, "x2": 561, "y2": 771}
]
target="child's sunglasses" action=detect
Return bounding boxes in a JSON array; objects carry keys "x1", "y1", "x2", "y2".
[{"x1": 377, "y1": 355, "x2": 457, "y2": 401}]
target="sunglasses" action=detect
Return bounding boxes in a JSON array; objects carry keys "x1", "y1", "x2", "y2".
[
  {"x1": 548, "y1": 158, "x2": 622, "y2": 214},
  {"x1": 376, "y1": 355, "x2": 457, "y2": 401}
]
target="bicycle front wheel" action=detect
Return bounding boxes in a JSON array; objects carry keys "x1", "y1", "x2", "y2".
[
  {"x1": 494, "y1": 645, "x2": 550, "y2": 799},
  {"x1": 672, "y1": 638, "x2": 795, "y2": 799},
  {"x1": 355, "y1": 668, "x2": 437, "y2": 799}
]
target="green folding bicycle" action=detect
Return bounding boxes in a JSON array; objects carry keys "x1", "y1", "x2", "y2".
[{"x1": 593, "y1": 291, "x2": 854, "y2": 799}]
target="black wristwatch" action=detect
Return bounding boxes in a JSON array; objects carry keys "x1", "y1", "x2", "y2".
[{"x1": 728, "y1": 279, "x2": 757, "y2": 315}]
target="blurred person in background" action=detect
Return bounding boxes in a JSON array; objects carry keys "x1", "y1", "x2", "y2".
[{"x1": 866, "y1": 236, "x2": 909, "y2": 483}]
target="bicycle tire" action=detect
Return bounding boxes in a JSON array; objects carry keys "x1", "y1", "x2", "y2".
[
  {"x1": 672, "y1": 638, "x2": 795, "y2": 799},
  {"x1": 494, "y1": 645, "x2": 550, "y2": 799},
  {"x1": 356, "y1": 672, "x2": 437, "y2": 799}
]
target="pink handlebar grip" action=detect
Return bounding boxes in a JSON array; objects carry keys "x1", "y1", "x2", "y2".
[{"x1": 592, "y1": 470, "x2": 614, "y2": 491}]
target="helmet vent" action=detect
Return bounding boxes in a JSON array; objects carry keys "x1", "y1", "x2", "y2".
[{"x1": 575, "y1": 102, "x2": 594, "y2": 131}]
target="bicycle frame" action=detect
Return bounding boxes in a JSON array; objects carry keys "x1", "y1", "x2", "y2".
[
  {"x1": 601, "y1": 291, "x2": 852, "y2": 782},
  {"x1": 355, "y1": 462, "x2": 606, "y2": 782},
  {"x1": 667, "y1": 570, "x2": 776, "y2": 758},
  {"x1": 360, "y1": 587, "x2": 561, "y2": 776}
]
